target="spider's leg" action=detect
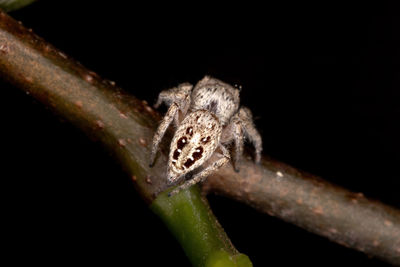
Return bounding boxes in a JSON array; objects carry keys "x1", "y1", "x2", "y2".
[
  {"x1": 154, "y1": 83, "x2": 192, "y2": 125},
  {"x1": 238, "y1": 107, "x2": 262, "y2": 163},
  {"x1": 168, "y1": 144, "x2": 230, "y2": 196},
  {"x1": 150, "y1": 83, "x2": 192, "y2": 166},
  {"x1": 154, "y1": 89, "x2": 173, "y2": 109},
  {"x1": 149, "y1": 103, "x2": 179, "y2": 166},
  {"x1": 222, "y1": 115, "x2": 243, "y2": 172},
  {"x1": 232, "y1": 117, "x2": 244, "y2": 172}
]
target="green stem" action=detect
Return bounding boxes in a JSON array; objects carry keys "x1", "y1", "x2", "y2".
[
  {"x1": 151, "y1": 186, "x2": 252, "y2": 267},
  {"x1": 0, "y1": 0, "x2": 36, "y2": 12}
]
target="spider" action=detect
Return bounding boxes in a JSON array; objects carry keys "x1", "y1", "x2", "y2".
[{"x1": 149, "y1": 76, "x2": 262, "y2": 196}]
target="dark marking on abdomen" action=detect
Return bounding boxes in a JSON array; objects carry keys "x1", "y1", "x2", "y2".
[
  {"x1": 177, "y1": 137, "x2": 187, "y2": 150},
  {"x1": 201, "y1": 136, "x2": 211, "y2": 144},
  {"x1": 193, "y1": 146, "x2": 203, "y2": 160},
  {"x1": 173, "y1": 149, "x2": 180, "y2": 160},
  {"x1": 183, "y1": 147, "x2": 203, "y2": 168},
  {"x1": 184, "y1": 158, "x2": 195, "y2": 168}
]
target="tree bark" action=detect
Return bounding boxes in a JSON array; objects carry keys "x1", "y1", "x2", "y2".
[{"x1": 203, "y1": 155, "x2": 400, "y2": 265}]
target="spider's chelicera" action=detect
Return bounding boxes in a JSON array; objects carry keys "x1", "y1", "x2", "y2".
[{"x1": 149, "y1": 76, "x2": 262, "y2": 196}]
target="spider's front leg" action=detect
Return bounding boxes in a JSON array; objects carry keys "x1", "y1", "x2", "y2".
[
  {"x1": 168, "y1": 144, "x2": 230, "y2": 196},
  {"x1": 149, "y1": 83, "x2": 192, "y2": 166},
  {"x1": 149, "y1": 103, "x2": 179, "y2": 166}
]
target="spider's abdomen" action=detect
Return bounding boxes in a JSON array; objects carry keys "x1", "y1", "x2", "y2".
[
  {"x1": 167, "y1": 110, "x2": 222, "y2": 183},
  {"x1": 191, "y1": 79, "x2": 240, "y2": 126}
]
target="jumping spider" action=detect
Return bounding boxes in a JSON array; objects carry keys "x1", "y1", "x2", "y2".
[{"x1": 150, "y1": 76, "x2": 262, "y2": 196}]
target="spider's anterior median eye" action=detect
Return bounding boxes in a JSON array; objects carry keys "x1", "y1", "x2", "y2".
[{"x1": 201, "y1": 136, "x2": 211, "y2": 144}]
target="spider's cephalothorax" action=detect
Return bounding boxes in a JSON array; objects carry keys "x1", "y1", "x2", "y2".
[{"x1": 150, "y1": 76, "x2": 262, "y2": 196}]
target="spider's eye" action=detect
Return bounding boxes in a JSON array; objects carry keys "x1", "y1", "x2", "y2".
[{"x1": 201, "y1": 136, "x2": 211, "y2": 144}]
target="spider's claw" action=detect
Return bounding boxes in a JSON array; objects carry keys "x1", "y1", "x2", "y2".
[
  {"x1": 153, "y1": 98, "x2": 162, "y2": 109},
  {"x1": 149, "y1": 152, "x2": 156, "y2": 167},
  {"x1": 149, "y1": 157, "x2": 156, "y2": 168},
  {"x1": 233, "y1": 161, "x2": 240, "y2": 172}
]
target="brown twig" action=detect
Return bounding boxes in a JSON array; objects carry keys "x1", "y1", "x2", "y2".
[
  {"x1": 203, "y1": 155, "x2": 400, "y2": 265},
  {"x1": 0, "y1": 10, "x2": 167, "y2": 203}
]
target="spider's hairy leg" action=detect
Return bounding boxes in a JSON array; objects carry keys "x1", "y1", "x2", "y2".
[
  {"x1": 149, "y1": 103, "x2": 179, "y2": 167},
  {"x1": 150, "y1": 83, "x2": 193, "y2": 166},
  {"x1": 168, "y1": 144, "x2": 230, "y2": 196},
  {"x1": 154, "y1": 88, "x2": 173, "y2": 109},
  {"x1": 222, "y1": 115, "x2": 244, "y2": 172},
  {"x1": 232, "y1": 116, "x2": 244, "y2": 172},
  {"x1": 154, "y1": 83, "x2": 192, "y2": 109},
  {"x1": 239, "y1": 107, "x2": 262, "y2": 163}
]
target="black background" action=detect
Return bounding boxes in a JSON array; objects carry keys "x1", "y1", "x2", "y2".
[{"x1": 3, "y1": 1, "x2": 400, "y2": 266}]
